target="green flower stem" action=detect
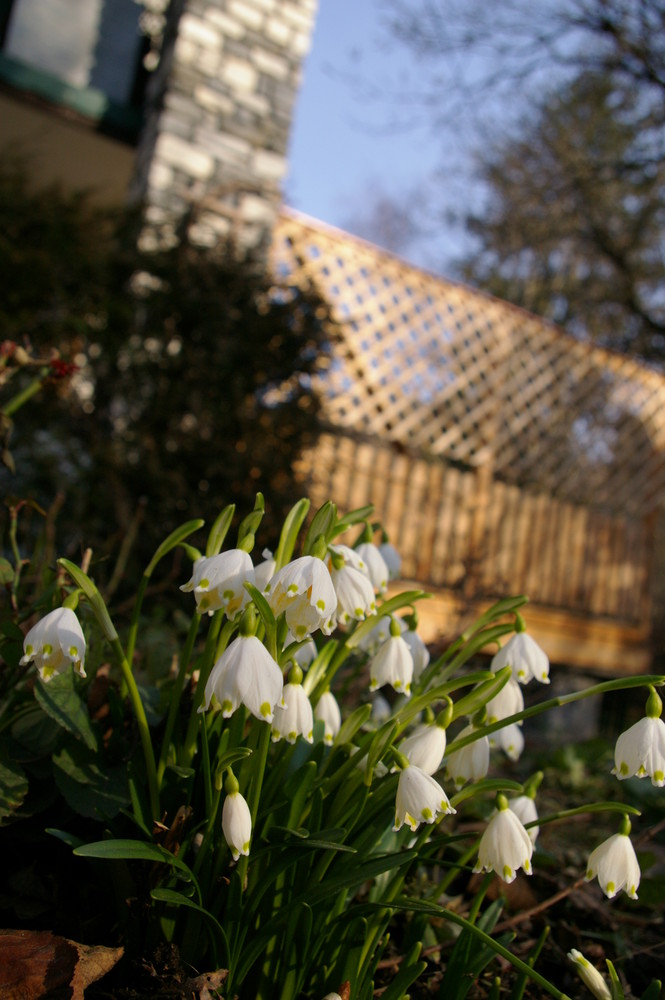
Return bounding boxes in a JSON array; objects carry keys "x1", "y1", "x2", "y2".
[
  {"x1": 446, "y1": 673, "x2": 665, "y2": 754},
  {"x1": 157, "y1": 614, "x2": 201, "y2": 787},
  {"x1": 236, "y1": 719, "x2": 271, "y2": 891},
  {"x1": 125, "y1": 576, "x2": 149, "y2": 668},
  {"x1": 536, "y1": 802, "x2": 641, "y2": 826},
  {"x1": 109, "y1": 636, "x2": 160, "y2": 823},
  {"x1": 2, "y1": 369, "x2": 48, "y2": 416}
]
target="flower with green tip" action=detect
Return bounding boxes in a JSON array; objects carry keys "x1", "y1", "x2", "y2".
[
  {"x1": 473, "y1": 795, "x2": 533, "y2": 883},
  {"x1": 222, "y1": 779, "x2": 252, "y2": 861},
  {"x1": 20, "y1": 607, "x2": 86, "y2": 682},
  {"x1": 327, "y1": 544, "x2": 377, "y2": 626},
  {"x1": 567, "y1": 949, "x2": 611, "y2": 1000},
  {"x1": 508, "y1": 794, "x2": 539, "y2": 844},
  {"x1": 491, "y1": 632, "x2": 550, "y2": 685},
  {"x1": 369, "y1": 618, "x2": 414, "y2": 696},
  {"x1": 271, "y1": 673, "x2": 314, "y2": 744},
  {"x1": 403, "y1": 626, "x2": 430, "y2": 680},
  {"x1": 180, "y1": 549, "x2": 254, "y2": 618},
  {"x1": 355, "y1": 541, "x2": 389, "y2": 595},
  {"x1": 393, "y1": 763, "x2": 456, "y2": 832},
  {"x1": 265, "y1": 555, "x2": 337, "y2": 638},
  {"x1": 445, "y1": 723, "x2": 490, "y2": 788},
  {"x1": 491, "y1": 721, "x2": 525, "y2": 761},
  {"x1": 612, "y1": 688, "x2": 665, "y2": 787},
  {"x1": 398, "y1": 723, "x2": 447, "y2": 775},
  {"x1": 314, "y1": 689, "x2": 342, "y2": 745},
  {"x1": 585, "y1": 824, "x2": 641, "y2": 900},
  {"x1": 199, "y1": 635, "x2": 284, "y2": 723}
]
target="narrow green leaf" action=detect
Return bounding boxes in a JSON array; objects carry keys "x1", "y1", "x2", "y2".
[
  {"x1": 303, "y1": 501, "x2": 337, "y2": 554},
  {"x1": 274, "y1": 498, "x2": 311, "y2": 568},
  {"x1": 237, "y1": 493, "x2": 265, "y2": 553},
  {"x1": 377, "y1": 956, "x2": 427, "y2": 1000},
  {"x1": 244, "y1": 582, "x2": 276, "y2": 631},
  {"x1": 54, "y1": 744, "x2": 131, "y2": 820},
  {"x1": 151, "y1": 887, "x2": 229, "y2": 965},
  {"x1": 57, "y1": 559, "x2": 118, "y2": 641},
  {"x1": 206, "y1": 504, "x2": 236, "y2": 557},
  {"x1": 46, "y1": 827, "x2": 85, "y2": 849},
  {"x1": 75, "y1": 838, "x2": 194, "y2": 874},
  {"x1": 640, "y1": 982, "x2": 662, "y2": 1000},
  {"x1": 34, "y1": 672, "x2": 98, "y2": 750},
  {"x1": 145, "y1": 519, "x2": 205, "y2": 576}
]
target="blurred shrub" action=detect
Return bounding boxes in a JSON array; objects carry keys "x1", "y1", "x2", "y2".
[{"x1": 0, "y1": 163, "x2": 335, "y2": 596}]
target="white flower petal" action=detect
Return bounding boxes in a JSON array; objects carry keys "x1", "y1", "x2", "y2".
[
  {"x1": 393, "y1": 764, "x2": 455, "y2": 832},
  {"x1": 473, "y1": 806, "x2": 533, "y2": 883},
  {"x1": 612, "y1": 716, "x2": 665, "y2": 786},
  {"x1": 491, "y1": 633, "x2": 550, "y2": 685},
  {"x1": 222, "y1": 791, "x2": 252, "y2": 861},
  {"x1": 586, "y1": 832, "x2": 640, "y2": 899}
]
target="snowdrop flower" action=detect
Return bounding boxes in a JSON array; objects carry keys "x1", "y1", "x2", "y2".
[
  {"x1": 508, "y1": 794, "x2": 539, "y2": 844},
  {"x1": 379, "y1": 539, "x2": 401, "y2": 580},
  {"x1": 356, "y1": 614, "x2": 400, "y2": 655},
  {"x1": 491, "y1": 630, "x2": 549, "y2": 685},
  {"x1": 398, "y1": 723, "x2": 447, "y2": 775},
  {"x1": 265, "y1": 555, "x2": 337, "y2": 639},
  {"x1": 20, "y1": 607, "x2": 86, "y2": 681},
  {"x1": 567, "y1": 950, "x2": 611, "y2": 1000},
  {"x1": 473, "y1": 795, "x2": 533, "y2": 883},
  {"x1": 253, "y1": 548, "x2": 276, "y2": 592},
  {"x1": 327, "y1": 544, "x2": 377, "y2": 626},
  {"x1": 491, "y1": 722, "x2": 525, "y2": 761},
  {"x1": 585, "y1": 819, "x2": 640, "y2": 900},
  {"x1": 355, "y1": 541, "x2": 389, "y2": 595},
  {"x1": 222, "y1": 773, "x2": 252, "y2": 861},
  {"x1": 393, "y1": 763, "x2": 455, "y2": 832},
  {"x1": 180, "y1": 549, "x2": 254, "y2": 618},
  {"x1": 314, "y1": 689, "x2": 342, "y2": 745},
  {"x1": 446, "y1": 724, "x2": 490, "y2": 788},
  {"x1": 199, "y1": 634, "x2": 284, "y2": 723},
  {"x1": 485, "y1": 676, "x2": 524, "y2": 724},
  {"x1": 403, "y1": 627, "x2": 430, "y2": 681},
  {"x1": 272, "y1": 668, "x2": 314, "y2": 744},
  {"x1": 612, "y1": 687, "x2": 665, "y2": 787},
  {"x1": 369, "y1": 617, "x2": 414, "y2": 695}
]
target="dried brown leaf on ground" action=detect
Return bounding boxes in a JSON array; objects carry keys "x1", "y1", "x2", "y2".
[{"x1": 0, "y1": 929, "x2": 123, "y2": 1000}]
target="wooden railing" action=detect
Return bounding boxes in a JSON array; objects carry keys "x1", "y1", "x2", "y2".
[{"x1": 272, "y1": 209, "x2": 665, "y2": 671}]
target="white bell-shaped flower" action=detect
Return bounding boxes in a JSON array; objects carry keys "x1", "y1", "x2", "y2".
[
  {"x1": 491, "y1": 721, "x2": 525, "y2": 761},
  {"x1": 314, "y1": 689, "x2": 342, "y2": 745},
  {"x1": 508, "y1": 794, "x2": 539, "y2": 844},
  {"x1": 398, "y1": 723, "x2": 447, "y2": 775},
  {"x1": 20, "y1": 607, "x2": 86, "y2": 681},
  {"x1": 265, "y1": 555, "x2": 337, "y2": 638},
  {"x1": 355, "y1": 542, "x2": 390, "y2": 595},
  {"x1": 473, "y1": 795, "x2": 533, "y2": 883},
  {"x1": 327, "y1": 544, "x2": 377, "y2": 626},
  {"x1": 393, "y1": 763, "x2": 455, "y2": 832},
  {"x1": 585, "y1": 826, "x2": 641, "y2": 900},
  {"x1": 379, "y1": 540, "x2": 401, "y2": 580},
  {"x1": 271, "y1": 672, "x2": 314, "y2": 744},
  {"x1": 199, "y1": 634, "x2": 284, "y2": 723},
  {"x1": 485, "y1": 676, "x2": 524, "y2": 723},
  {"x1": 446, "y1": 724, "x2": 490, "y2": 788},
  {"x1": 491, "y1": 632, "x2": 550, "y2": 685},
  {"x1": 567, "y1": 950, "x2": 612, "y2": 1000},
  {"x1": 222, "y1": 779, "x2": 252, "y2": 861},
  {"x1": 369, "y1": 619, "x2": 414, "y2": 696},
  {"x1": 612, "y1": 690, "x2": 665, "y2": 787},
  {"x1": 403, "y1": 628, "x2": 430, "y2": 681},
  {"x1": 180, "y1": 549, "x2": 254, "y2": 618}
]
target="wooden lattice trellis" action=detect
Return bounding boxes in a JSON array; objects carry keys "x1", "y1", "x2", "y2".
[
  {"x1": 270, "y1": 209, "x2": 665, "y2": 668},
  {"x1": 273, "y1": 209, "x2": 665, "y2": 517}
]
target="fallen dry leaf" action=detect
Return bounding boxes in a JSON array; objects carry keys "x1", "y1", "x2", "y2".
[{"x1": 0, "y1": 928, "x2": 123, "y2": 999}]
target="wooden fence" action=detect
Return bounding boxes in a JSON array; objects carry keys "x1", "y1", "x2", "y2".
[{"x1": 271, "y1": 209, "x2": 665, "y2": 673}]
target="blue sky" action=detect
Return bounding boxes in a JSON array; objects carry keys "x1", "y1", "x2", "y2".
[{"x1": 284, "y1": 0, "x2": 448, "y2": 270}]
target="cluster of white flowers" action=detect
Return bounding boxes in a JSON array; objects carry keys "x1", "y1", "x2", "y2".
[{"x1": 21, "y1": 516, "x2": 664, "y2": 908}]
